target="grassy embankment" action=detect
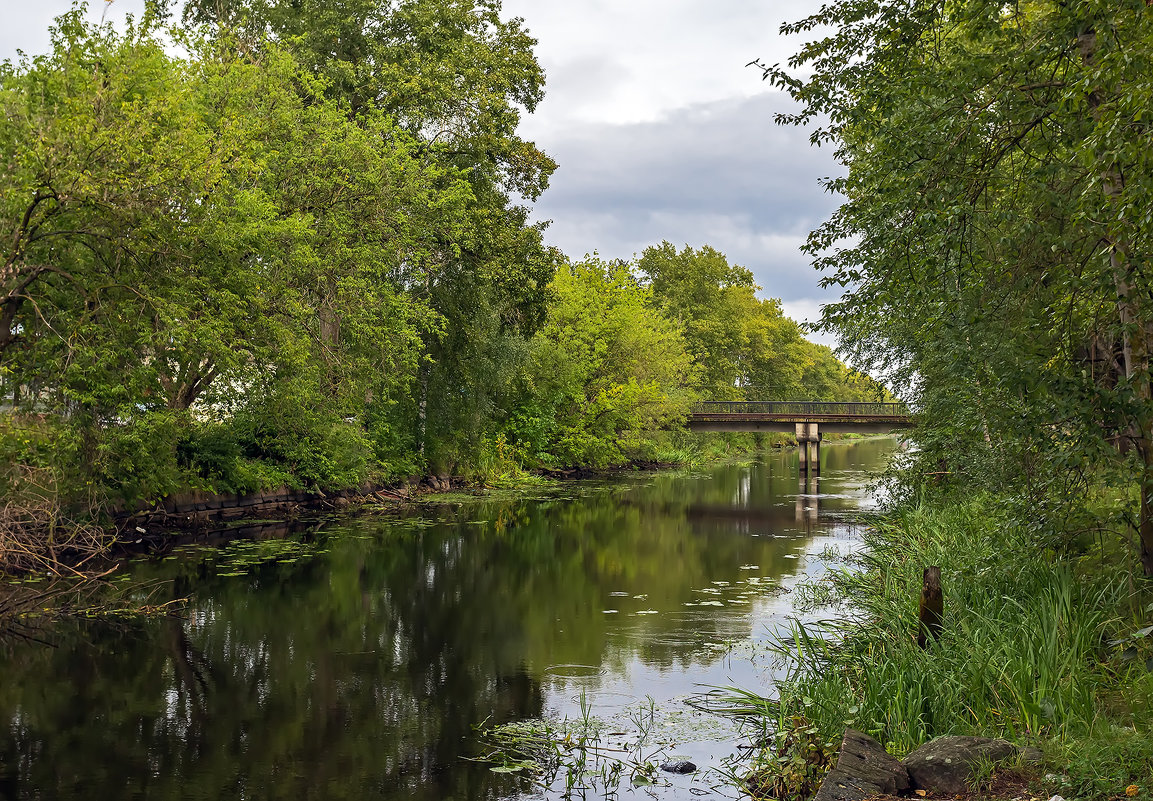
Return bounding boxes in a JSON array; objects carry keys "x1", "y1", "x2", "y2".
[
  {"x1": 0, "y1": 426, "x2": 786, "y2": 576},
  {"x1": 731, "y1": 490, "x2": 1153, "y2": 800}
]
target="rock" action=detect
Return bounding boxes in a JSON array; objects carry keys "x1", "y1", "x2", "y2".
[
  {"x1": 902, "y1": 736, "x2": 1020, "y2": 794},
  {"x1": 813, "y1": 730, "x2": 910, "y2": 801},
  {"x1": 1021, "y1": 746, "x2": 1044, "y2": 765},
  {"x1": 659, "y1": 761, "x2": 697, "y2": 774}
]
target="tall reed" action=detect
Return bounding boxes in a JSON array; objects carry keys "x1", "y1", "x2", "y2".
[{"x1": 735, "y1": 495, "x2": 1148, "y2": 761}]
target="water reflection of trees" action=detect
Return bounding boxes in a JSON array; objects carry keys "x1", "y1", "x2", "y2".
[
  {"x1": 0, "y1": 537, "x2": 542, "y2": 799},
  {"x1": 0, "y1": 439, "x2": 896, "y2": 800}
]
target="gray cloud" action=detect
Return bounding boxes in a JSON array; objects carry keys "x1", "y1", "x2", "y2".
[
  {"x1": 529, "y1": 92, "x2": 845, "y2": 307},
  {"x1": 505, "y1": 0, "x2": 829, "y2": 128}
]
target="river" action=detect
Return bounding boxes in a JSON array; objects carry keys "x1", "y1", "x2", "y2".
[{"x1": 0, "y1": 437, "x2": 897, "y2": 800}]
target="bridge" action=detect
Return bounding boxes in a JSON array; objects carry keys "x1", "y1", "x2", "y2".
[
  {"x1": 688, "y1": 401, "x2": 910, "y2": 434},
  {"x1": 688, "y1": 401, "x2": 911, "y2": 474}
]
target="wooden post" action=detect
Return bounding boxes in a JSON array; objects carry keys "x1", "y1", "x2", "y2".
[{"x1": 918, "y1": 566, "x2": 943, "y2": 648}]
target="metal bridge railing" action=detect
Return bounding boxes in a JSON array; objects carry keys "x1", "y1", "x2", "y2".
[{"x1": 692, "y1": 401, "x2": 909, "y2": 417}]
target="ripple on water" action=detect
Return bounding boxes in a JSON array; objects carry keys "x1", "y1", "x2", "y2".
[
  {"x1": 565, "y1": 689, "x2": 639, "y2": 707},
  {"x1": 543, "y1": 663, "x2": 607, "y2": 680}
]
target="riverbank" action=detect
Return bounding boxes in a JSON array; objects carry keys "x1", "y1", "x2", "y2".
[
  {"x1": 1, "y1": 433, "x2": 791, "y2": 577},
  {"x1": 119, "y1": 436, "x2": 782, "y2": 531},
  {"x1": 731, "y1": 491, "x2": 1153, "y2": 801}
]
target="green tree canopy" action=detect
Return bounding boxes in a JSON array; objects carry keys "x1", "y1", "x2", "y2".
[
  {"x1": 508, "y1": 257, "x2": 697, "y2": 467},
  {"x1": 760, "y1": 0, "x2": 1153, "y2": 571},
  {"x1": 637, "y1": 242, "x2": 884, "y2": 402},
  {"x1": 179, "y1": 0, "x2": 562, "y2": 467},
  {"x1": 0, "y1": 7, "x2": 472, "y2": 501}
]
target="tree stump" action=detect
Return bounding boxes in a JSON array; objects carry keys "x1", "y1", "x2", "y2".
[{"x1": 918, "y1": 566, "x2": 943, "y2": 648}]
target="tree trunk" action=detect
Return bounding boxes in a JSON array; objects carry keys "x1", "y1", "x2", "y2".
[
  {"x1": 158, "y1": 362, "x2": 217, "y2": 412},
  {"x1": 1079, "y1": 28, "x2": 1153, "y2": 576},
  {"x1": 416, "y1": 362, "x2": 428, "y2": 458},
  {"x1": 0, "y1": 297, "x2": 21, "y2": 355}
]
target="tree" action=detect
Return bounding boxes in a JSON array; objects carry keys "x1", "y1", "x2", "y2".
[
  {"x1": 181, "y1": 0, "x2": 561, "y2": 468},
  {"x1": 181, "y1": 0, "x2": 552, "y2": 194},
  {"x1": 637, "y1": 242, "x2": 764, "y2": 397},
  {"x1": 508, "y1": 258, "x2": 697, "y2": 467},
  {"x1": 0, "y1": 7, "x2": 473, "y2": 502},
  {"x1": 759, "y1": 0, "x2": 1153, "y2": 572},
  {"x1": 636, "y1": 242, "x2": 879, "y2": 402}
]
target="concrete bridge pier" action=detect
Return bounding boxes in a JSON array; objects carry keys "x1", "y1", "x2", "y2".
[{"x1": 796, "y1": 423, "x2": 821, "y2": 476}]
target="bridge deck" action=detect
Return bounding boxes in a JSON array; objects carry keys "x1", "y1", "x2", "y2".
[{"x1": 687, "y1": 401, "x2": 911, "y2": 434}]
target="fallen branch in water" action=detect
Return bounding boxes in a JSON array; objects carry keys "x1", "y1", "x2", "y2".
[{"x1": 1, "y1": 574, "x2": 189, "y2": 646}]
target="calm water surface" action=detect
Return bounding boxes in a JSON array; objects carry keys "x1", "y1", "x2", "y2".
[{"x1": 0, "y1": 438, "x2": 897, "y2": 800}]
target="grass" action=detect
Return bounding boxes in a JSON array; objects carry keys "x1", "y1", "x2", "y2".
[
  {"x1": 473, "y1": 693, "x2": 669, "y2": 796},
  {"x1": 720, "y1": 492, "x2": 1153, "y2": 800}
]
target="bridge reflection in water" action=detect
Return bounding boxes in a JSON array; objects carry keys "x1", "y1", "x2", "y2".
[
  {"x1": 797, "y1": 473, "x2": 820, "y2": 525},
  {"x1": 688, "y1": 401, "x2": 911, "y2": 477}
]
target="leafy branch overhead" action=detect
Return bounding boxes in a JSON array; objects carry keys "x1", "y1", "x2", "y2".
[{"x1": 754, "y1": 0, "x2": 1153, "y2": 574}]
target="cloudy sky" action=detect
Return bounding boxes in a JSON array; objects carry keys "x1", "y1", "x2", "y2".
[
  {"x1": 1, "y1": 0, "x2": 843, "y2": 343},
  {"x1": 500, "y1": 1, "x2": 843, "y2": 333}
]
